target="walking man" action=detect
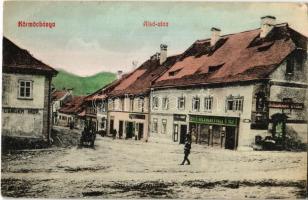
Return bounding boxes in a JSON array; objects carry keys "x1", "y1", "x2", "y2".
[{"x1": 180, "y1": 134, "x2": 191, "y2": 165}]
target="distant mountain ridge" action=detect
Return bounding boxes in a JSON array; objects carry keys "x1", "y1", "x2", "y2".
[{"x1": 52, "y1": 69, "x2": 116, "y2": 96}]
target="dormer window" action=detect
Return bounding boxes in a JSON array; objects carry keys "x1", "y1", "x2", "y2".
[
  {"x1": 169, "y1": 68, "x2": 182, "y2": 76},
  {"x1": 208, "y1": 64, "x2": 224, "y2": 73}
]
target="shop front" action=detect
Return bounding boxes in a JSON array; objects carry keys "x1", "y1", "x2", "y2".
[
  {"x1": 189, "y1": 115, "x2": 239, "y2": 150},
  {"x1": 127, "y1": 114, "x2": 146, "y2": 140},
  {"x1": 108, "y1": 112, "x2": 147, "y2": 140},
  {"x1": 173, "y1": 114, "x2": 188, "y2": 144}
]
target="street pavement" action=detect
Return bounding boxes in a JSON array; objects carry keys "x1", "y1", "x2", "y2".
[{"x1": 1, "y1": 132, "x2": 307, "y2": 198}]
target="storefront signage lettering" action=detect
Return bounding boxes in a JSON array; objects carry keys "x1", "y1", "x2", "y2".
[
  {"x1": 173, "y1": 114, "x2": 186, "y2": 121},
  {"x1": 3, "y1": 107, "x2": 40, "y2": 114},
  {"x1": 129, "y1": 114, "x2": 145, "y2": 120},
  {"x1": 3, "y1": 108, "x2": 24, "y2": 114},
  {"x1": 268, "y1": 101, "x2": 304, "y2": 110},
  {"x1": 189, "y1": 115, "x2": 238, "y2": 127}
]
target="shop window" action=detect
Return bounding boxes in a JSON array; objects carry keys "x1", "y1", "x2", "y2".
[
  {"x1": 162, "y1": 97, "x2": 169, "y2": 110},
  {"x1": 152, "y1": 96, "x2": 159, "y2": 109},
  {"x1": 178, "y1": 96, "x2": 185, "y2": 110},
  {"x1": 18, "y1": 80, "x2": 33, "y2": 99},
  {"x1": 153, "y1": 118, "x2": 158, "y2": 133},
  {"x1": 162, "y1": 119, "x2": 167, "y2": 134},
  {"x1": 226, "y1": 96, "x2": 244, "y2": 111},
  {"x1": 286, "y1": 57, "x2": 294, "y2": 74},
  {"x1": 204, "y1": 97, "x2": 213, "y2": 111},
  {"x1": 192, "y1": 97, "x2": 200, "y2": 111}
]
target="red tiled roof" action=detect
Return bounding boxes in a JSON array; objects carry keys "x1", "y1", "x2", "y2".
[
  {"x1": 154, "y1": 24, "x2": 306, "y2": 88},
  {"x1": 52, "y1": 90, "x2": 69, "y2": 101},
  {"x1": 108, "y1": 54, "x2": 180, "y2": 97},
  {"x1": 3, "y1": 37, "x2": 58, "y2": 75},
  {"x1": 83, "y1": 76, "x2": 127, "y2": 102},
  {"x1": 58, "y1": 96, "x2": 85, "y2": 115}
]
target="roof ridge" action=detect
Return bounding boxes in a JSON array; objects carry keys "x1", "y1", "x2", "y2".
[{"x1": 196, "y1": 23, "x2": 289, "y2": 43}]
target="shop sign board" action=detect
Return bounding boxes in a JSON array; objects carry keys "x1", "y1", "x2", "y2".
[
  {"x1": 268, "y1": 101, "x2": 304, "y2": 110},
  {"x1": 173, "y1": 114, "x2": 186, "y2": 122},
  {"x1": 189, "y1": 115, "x2": 238, "y2": 127}
]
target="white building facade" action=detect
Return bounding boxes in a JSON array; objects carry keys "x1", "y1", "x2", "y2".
[
  {"x1": 2, "y1": 37, "x2": 57, "y2": 145},
  {"x1": 149, "y1": 17, "x2": 307, "y2": 150}
]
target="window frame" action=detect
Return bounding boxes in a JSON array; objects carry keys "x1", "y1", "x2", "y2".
[
  {"x1": 138, "y1": 97, "x2": 144, "y2": 111},
  {"x1": 162, "y1": 119, "x2": 167, "y2": 134},
  {"x1": 153, "y1": 118, "x2": 158, "y2": 133},
  {"x1": 152, "y1": 96, "x2": 159, "y2": 110},
  {"x1": 226, "y1": 95, "x2": 244, "y2": 112},
  {"x1": 192, "y1": 96, "x2": 200, "y2": 112},
  {"x1": 18, "y1": 80, "x2": 33, "y2": 99},
  {"x1": 129, "y1": 98, "x2": 134, "y2": 112},
  {"x1": 177, "y1": 96, "x2": 185, "y2": 110},
  {"x1": 204, "y1": 96, "x2": 213, "y2": 111},
  {"x1": 162, "y1": 97, "x2": 169, "y2": 110}
]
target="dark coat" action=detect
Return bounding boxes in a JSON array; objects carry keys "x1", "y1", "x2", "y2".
[{"x1": 184, "y1": 141, "x2": 191, "y2": 154}]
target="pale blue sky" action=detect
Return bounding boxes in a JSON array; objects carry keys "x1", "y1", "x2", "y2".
[{"x1": 4, "y1": 2, "x2": 308, "y2": 76}]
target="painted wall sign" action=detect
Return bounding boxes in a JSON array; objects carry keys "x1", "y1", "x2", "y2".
[
  {"x1": 268, "y1": 101, "x2": 304, "y2": 110},
  {"x1": 173, "y1": 114, "x2": 187, "y2": 122},
  {"x1": 189, "y1": 115, "x2": 238, "y2": 127},
  {"x1": 3, "y1": 107, "x2": 40, "y2": 114},
  {"x1": 129, "y1": 114, "x2": 145, "y2": 120}
]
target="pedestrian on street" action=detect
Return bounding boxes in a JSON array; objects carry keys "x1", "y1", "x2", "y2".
[
  {"x1": 112, "y1": 129, "x2": 117, "y2": 139},
  {"x1": 180, "y1": 134, "x2": 191, "y2": 165}
]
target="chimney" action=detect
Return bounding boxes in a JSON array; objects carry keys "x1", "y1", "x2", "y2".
[
  {"x1": 210, "y1": 27, "x2": 221, "y2": 46},
  {"x1": 151, "y1": 52, "x2": 160, "y2": 61},
  {"x1": 67, "y1": 88, "x2": 73, "y2": 95},
  {"x1": 160, "y1": 44, "x2": 167, "y2": 64},
  {"x1": 117, "y1": 70, "x2": 123, "y2": 79},
  {"x1": 260, "y1": 16, "x2": 276, "y2": 38}
]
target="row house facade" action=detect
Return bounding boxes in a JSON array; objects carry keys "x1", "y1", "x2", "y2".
[
  {"x1": 150, "y1": 16, "x2": 307, "y2": 150},
  {"x1": 51, "y1": 89, "x2": 72, "y2": 125},
  {"x1": 57, "y1": 96, "x2": 86, "y2": 129},
  {"x1": 98, "y1": 45, "x2": 179, "y2": 141},
  {"x1": 2, "y1": 37, "x2": 58, "y2": 146},
  {"x1": 83, "y1": 78, "x2": 125, "y2": 134}
]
